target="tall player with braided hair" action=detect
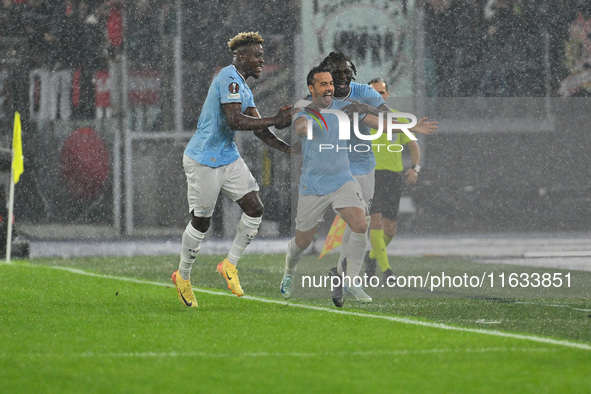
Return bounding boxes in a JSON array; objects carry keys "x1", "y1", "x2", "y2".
[{"x1": 172, "y1": 32, "x2": 292, "y2": 307}]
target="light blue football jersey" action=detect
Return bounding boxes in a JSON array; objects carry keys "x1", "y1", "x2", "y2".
[
  {"x1": 296, "y1": 99, "x2": 355, "y2": 195},
  {"x1": 334, "y1": 82, "x2": 385, "y2": 175},
  {"x1": 184, "y1": 65, "x2": 255, "y2": 167}
]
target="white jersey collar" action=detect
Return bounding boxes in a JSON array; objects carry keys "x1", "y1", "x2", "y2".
[{"x1": 333, "y1": 85, "x2": 352, "y2": 101}]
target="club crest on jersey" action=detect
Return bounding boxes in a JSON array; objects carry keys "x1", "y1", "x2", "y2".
[{"x1": 229, "y1": 82, "x2": 240, "y2": 94}]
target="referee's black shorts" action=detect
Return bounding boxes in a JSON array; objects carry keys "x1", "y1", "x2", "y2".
[{"x1": 371, "y1": 169, "x2": 403, "y2": 221}]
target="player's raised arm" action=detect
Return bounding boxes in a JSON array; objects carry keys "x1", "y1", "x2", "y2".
[
  {"x1": 246, "y1": 107, "x2": 291, "y2": 154},
  {"x1": 341, "y1": 100, "x2": 380, "y2": 117},
  {"x1": 375, "y1": 102, "x2": 437, "y2": 136},
  {"x1": 223, "y1": 103, "x2": 292, "y2": 131}
]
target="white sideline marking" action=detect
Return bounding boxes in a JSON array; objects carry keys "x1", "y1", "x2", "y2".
[
  {"x1": 2, "y1": 347, "x2": 555, "y2": 360},
  {"x1": 7, "y1": 263, "x2": 591, "y2": 352},
  {"x1": 475, "y1": 319, "x2": 502, "y2": 324},
  {"x1": 523, "y1": 251, "x2": 591, "y2": 258},
  {"x1": 513, "y1": 300, "x2": 591, "y2": 312}
]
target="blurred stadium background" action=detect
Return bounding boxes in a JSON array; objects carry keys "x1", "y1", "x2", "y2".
[{"x1": 1, "y1": 0, "x2": 590, "y2": 246}]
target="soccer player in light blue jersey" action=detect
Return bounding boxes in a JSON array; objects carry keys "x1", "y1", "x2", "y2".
[
  {"x1": 280, "y1": 66, "x2": 371, "y2": 305},
  {"x1": 172, "y1": 32, "x2": 292, "y2": 307},
  {"x1": 318, "y1": 52, "x2": 436, "y2": 304},
  {"x1": 280, "y1": 66, "x2": 428, "y2": 306}
]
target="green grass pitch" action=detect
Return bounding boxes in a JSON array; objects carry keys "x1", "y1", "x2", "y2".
[{"x1": 1, "y1": 253, "x2": 590, "y2": 393}]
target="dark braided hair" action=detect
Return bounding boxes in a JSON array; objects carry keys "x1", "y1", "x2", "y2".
[{"x1": 318, "y1": 51, "x2": 357, "y2": 78}]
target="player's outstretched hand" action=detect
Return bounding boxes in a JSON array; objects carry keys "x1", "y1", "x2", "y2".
[
  {"x1": 342, "y1": 101, "x2": 373, "y2": 116},
  {"x1": 411, "y1": 117, "x2": 437, "y2": 135},
  {"x1": 275, "y1": 105, "x2": 293, "y2": 129}
]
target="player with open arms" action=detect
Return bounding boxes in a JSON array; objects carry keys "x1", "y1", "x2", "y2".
[
  {"x1": 279, "y1": 66, "x2": 369, "y2": 305},
  {"x1": 318, "y1": 52, "x2": 436, "y2": 305},
  {"x1": 172, "y1": 32, "x2": 292, "y2": 307},
  {"x1": 280, "y1": 66, "x2": 431, "y2": 306}
]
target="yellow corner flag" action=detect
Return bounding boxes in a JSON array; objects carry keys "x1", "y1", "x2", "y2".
[
  {"x1": 12, "y1": 112, "x2": 23, "y2": 184},
  {"x1": 318, "y1": 216, "x2": 347, "y2": 259}
]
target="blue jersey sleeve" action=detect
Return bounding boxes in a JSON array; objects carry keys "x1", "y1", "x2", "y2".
[
  {"x1": 218, "y1": 72, "x2": 244, "y2": 105},
  {"x1": 216, "y1": 67, "x2": 255, "y2": 113},
  {"x1": 359, "y1": 84, "x2": 385, "y2": 108}
]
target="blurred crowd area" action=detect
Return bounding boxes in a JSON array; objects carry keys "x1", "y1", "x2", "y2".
[
  {"x1": 0, "y1": 0, "x2": 299, "y2": 232},
  {"x1": 1, "y1": 0, "x2": 590, "y2": 129},
  {"x1": 424, "y1": 0, "x2": 591, "y2": 97},
  {"x1": 0, "y1": 0, "x2": 589, "y2": 235},
  {"x1": 0, "y1": 0, "x2": 169, "y2": 126},
  {"x1": 0, "y1": 0, "x2": 298, "y2": 131}
]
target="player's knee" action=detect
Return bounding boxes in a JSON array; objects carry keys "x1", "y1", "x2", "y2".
[
  {"x1": 241, "y1": 199, "x2": 264, "y2": 217},
  {"x1": 349, "y1": 218, "x2": 368, "y2": 234},
  {"x1": 238, "y1": 191, "x2": 264, "y2": 217},
  {"x1": 295, "y1": 236, "x2": 312, "y2": 250},
  {"x1": 243, "y1": 206, "x2": 263, "y2": 218},
  {"x1": 295, "y1": 231, "x2": 315, "y2": 249},
  {"x1": 191, "y1": 215, "x2": 211, "y2": 233},
  {"x1": 248, "y1": 202, "x2": 264, "y2": 218}
]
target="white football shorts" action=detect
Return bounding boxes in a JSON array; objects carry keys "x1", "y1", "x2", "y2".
[
  {"x1": 295, "y1": 180, "x2": 367, "y2": 232},
  {"x1": 353, "y1": 168, "x2": 375, "y2": 211},
  {"x1": 183, "y1": 154, "x2": 259, "y2": 217}
]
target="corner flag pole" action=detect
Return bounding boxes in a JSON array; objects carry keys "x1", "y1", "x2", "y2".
[
  {"x1": 7, "y1": 112, "x2": 24, "y2": 262},
  {"x1": 6, "y1": 162, "x2": 15, "y2": 262}
]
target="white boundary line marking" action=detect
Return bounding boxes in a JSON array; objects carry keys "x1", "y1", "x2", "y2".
[
  {"x1": 5, "y1": 263, "x2": 591, "y2": 352},
  {"x1": 1, "y1": 347, "x2": 555, "y2": 360},
  {"x1": 523, "y1": 251, "x2": 591, "y2": 258},
  {"x1": 513, "y1": 300, "x2": 591, "y2": 312}
]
